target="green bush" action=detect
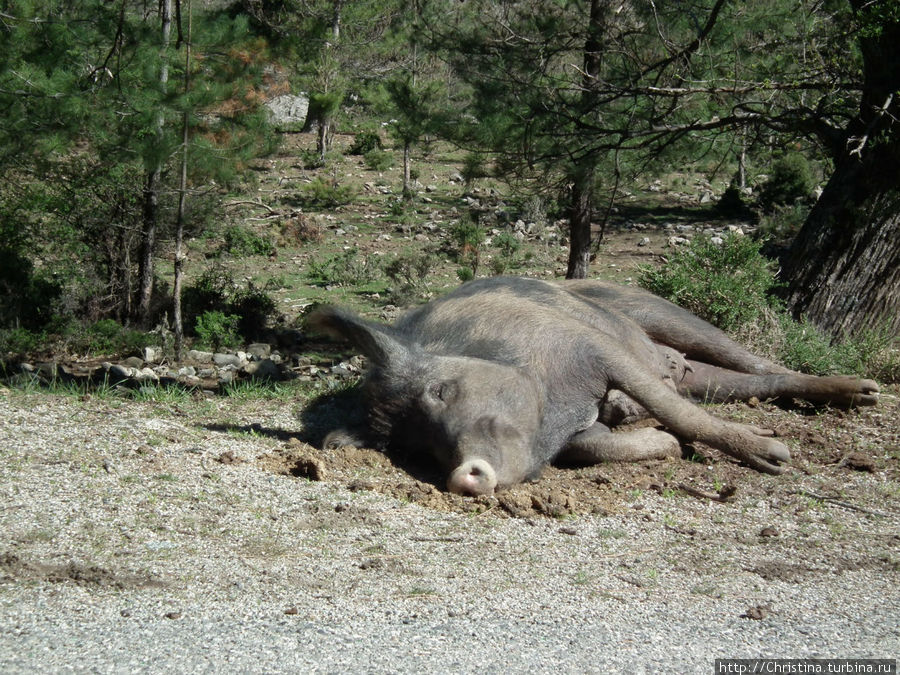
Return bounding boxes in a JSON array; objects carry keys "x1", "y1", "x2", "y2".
[
  {"x1": 777, "y1": 317, "x2": 900, "y2": 381},
  {"x1": 456, "y1": 266, "x2": 475, "y2": 282},
  {"x1": 461, "y1": 153, "x2": 488, "y2": 185},
  {"x1": 638, "y1": 233, "x2": 898, "y2": 382},
  {"x1": 715, "y1": 185, "x2": 750, "y2": 217},
  {"x1": 757, "y1": 202, "x2": 810, "y2": 245},
  {"x1": 449, "y1": 217, "x2": 485, "y2": 276},
  {"x1": 222, "y1": 225, "x2": 275, "y2": 257},
  {"x1": 306, "y1": 248, "x2": 381, "y2": 286},
  {"x1": 182, "y1": 265, "x2": 278, "y2": 342},
  {"x1": 0, "y1": 327, "x2": 44, "y2": 355},
  {"x1": 295, "y1": 177, "x2": 355, "y2": 208},
  {"x1": 0, "y1": 213, "x2": 62, "y2": 330},
  {"x1": 229, "y1": 282, "x2": 278, "y2": 341},
  {"x1": 757, "y1": 153, "x2": 815, "y2": 211},
  {"x1": 449, "y1": 218, "x2": 486, "y2": 251},
  {"x1": 489, "y1": 231, "x2": 527, "y2": 275},
  {"x1": 348, "y1": 131, "x2": 382, "y2": 155},
  {"x1": 194, "y1": 311, "x2": 241, "y2": 352},
  {"x1": 384, "y1": 249, "x2": 436, "y2": 304},
  {"x1": 638, "y1": 233, "x2": 778, "y2": 333},
  {"x1": 364, "y1": 149, "x2": 394, "y2": 172}
]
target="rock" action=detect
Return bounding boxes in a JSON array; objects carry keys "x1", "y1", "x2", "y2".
[
  {"x1": 843, "y1": 452, "x2": 876, "y2": 472},
  {"x1": 264, "y1": 93, "x2": 309, "y2": 131},
  {"x1": 177, "y1": 366, "x2": 197, "y2": 378},
  {"x1": 213, "y1": 353, "x2": 242, "y2": 368},
  {"x1": 331, "y1": 364, "x2": 355, "y2": 379},
  {"x1": 247, "y1": 343, "x2": 272, "y2": 361},
  {"x1": 134, "y1": 367, "x2": 159, "y2": 382},
  {"x1": 142, "y1": 346, "x2": 163, "y2": 363},
  {"x1": 106, "y1": 363, "x2": 134, "y2": 380},
  {"x1": 727, "y1": 225, "x2": 744, "y2": 235},
  {"x1": 243, "y1": 359, "x2": 281, "y2": 381},
  {"x1": 667, "y1": 236, "x2": 691, "y2": 247},
  {"x1": 187, "y1": 349, "x2": 214, "y2": 364},
  {"x1": 638, "y1": 237, "x2": 651, "y2": 247},
  {"x1": 122, "y1": 356, "x2": 144, "y2": 369},
  {"x1": 710, "y1": 236, "x2": 724, "y2": 246}
]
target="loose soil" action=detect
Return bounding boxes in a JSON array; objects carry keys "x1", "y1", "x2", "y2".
[{"x1": 259, "y1": 392, "x2": 900, "y2": 521}]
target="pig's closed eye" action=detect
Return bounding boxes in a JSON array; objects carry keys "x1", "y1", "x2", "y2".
[{"x1": 428, "y1": 380, "x2": 458, "y2": 403}]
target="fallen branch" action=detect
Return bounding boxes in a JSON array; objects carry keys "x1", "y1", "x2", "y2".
[
  {"x1": 678, "y1": 482, "x2": 737, "y2": 502},
  {"x1": 224, "y1": 199, "x2": 277, "y2": 215}
]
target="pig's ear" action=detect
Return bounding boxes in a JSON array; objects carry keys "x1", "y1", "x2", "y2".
[{"x1": 307, "y1": 306, "x2": 411, "y2": 368}]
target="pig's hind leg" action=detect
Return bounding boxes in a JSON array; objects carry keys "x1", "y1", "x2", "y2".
[{"x1": 678, "y1": 361, "x2": 879, "y2": 407}]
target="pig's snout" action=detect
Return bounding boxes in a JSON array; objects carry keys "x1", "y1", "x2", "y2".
[{"x1": 447, "y1": 459, "x2": 497, "y2": 496}]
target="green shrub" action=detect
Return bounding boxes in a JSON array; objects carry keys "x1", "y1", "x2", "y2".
[
  {"x1": 456, "y1": 266, "x2": 475, "y2": 282},
  {"x1": 489, "y1": 231, "x2": 527, "y2": 275},
  {"x1": 384, "y1": 249, "x2": 436, "y2": 304},
  {"x1": 638, "y1": 233, "x2": 779, "y2": 333},
  {"x1": 306, "y1": 248, "x2": 381, "y2": 286},
  {"x1": 777, "y1": 317, "x2": 900, "y2": 382},
  {"x1": 449, "y1": 218, "x2": 486, "y2": 251},
  {"x1": 715, "y1": 185, "x2": 750, "y2": 217},
  {"x1": 222, "y1": 225, "x2": 275, "y2": 257},
  {"x1": 638, "y1": 233, "x2": 898, "y2": 382},
  {"x1": 348, "y1": 131, "x2": 382, "y2": 155},
  {"x1": 364, "y1": 149, "x2": 394, "y2": 172},
  {"x1": 86, "y1": 319, "x2": 125, "y2": 354},
  {"x1": 182, "y1": 265, "x2": 278, "y2": 342},
  {"x1": 295, "y1": 177, "x2": 355, "y2": 208},
  {"x1": 194, "y1": 311, "x2": 241, "y2": 352},
  {"x1": 758, "y1": 153, "x2": 815, "y2": 211},
  {"x1": 493, "y1": 231, "x2": 522, "y2": 258},
  {"x1": 461, "y1": 153, "x2": 488, "y2": 185},
  {"x1": 299, "y1": 149, "x2": 326, "y2": 170},
  {"x1": 229, "y1": 282, "x2": 278, "y2": 341},
  {"x1": 448, "y1": 217, "x2": 485, "y2": 276},
  {"x1": 0, "y1": 216, "x2": 62, "y2": 330},
  {"x1": 0, "y1": 327, "x2": 44, "y2": 355},
  {"x1": 757, "y1": 202, "x2": 810, "y2": 245}
]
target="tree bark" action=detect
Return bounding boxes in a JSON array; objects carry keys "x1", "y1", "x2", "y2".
[
  {"x1": 137, "y1": 0, "x2": 173, "y2": 326},
  {"x1": 565, "y1": 0, "x2": 604, "y2": 279},
  {"x1": 781, "y1": 149, "x2": 900, "y2": 339},
  {"x1": 174, "y1": 0, "x2": 192, "y2": 361},
  {"x1": 566, "y1": 167, "x2": 594, "y2": 279},
  {"x1": 781, "y1": 3, "x2": 900, "y2": 339}
]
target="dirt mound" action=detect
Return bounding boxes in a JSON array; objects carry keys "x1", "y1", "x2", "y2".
[{"x1": 258, "y1": 395, "x2": 898, "y2": 520}]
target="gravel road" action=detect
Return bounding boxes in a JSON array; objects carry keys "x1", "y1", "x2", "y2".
[{"x1": 1, "y1": 389, "x2": 897, "y2": 673}]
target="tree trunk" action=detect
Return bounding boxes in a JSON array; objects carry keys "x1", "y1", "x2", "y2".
[
  {"x1": 173, "y1": 0, "x2": 192, "y2": 361},
  {"x1": 781, "y1": 2, "x2": 900, "y2": 339},
  {"x1": 402, "y1": 140, "x2": 412, "y2": 198},
  {"x1": 565, "y1": 0, "x2": 605, "y2": 280},
  {"x1": 566, "y1": 168, "x2": 594, "y2": 279},
  {"x1": 136, "y1": 0, "x2": 173, "y2": 326},
  {"x1": 137, "y1": 168, "x2": 160, "y2": 325},
  {"x1": 781, "y1": 151, "x2": 900, "y2": 339}
]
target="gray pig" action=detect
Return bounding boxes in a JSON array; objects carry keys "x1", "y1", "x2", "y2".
[{"x1": 309, "y1": 276, "x2": 879, "y2": 496}]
